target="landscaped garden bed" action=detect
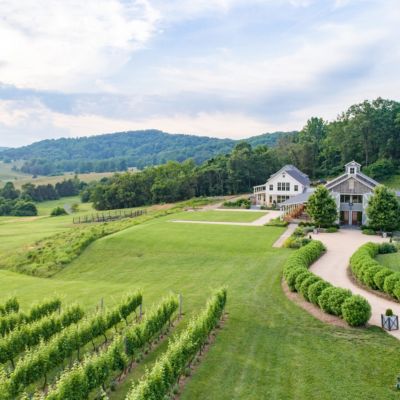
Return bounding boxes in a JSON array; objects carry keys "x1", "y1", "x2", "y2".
[
  {"x1": 349, "y1": 242, "x2": 400, "y2": 301},
  {"x1": 283, "y1": 241, "x2": 371, "y2": 327}
]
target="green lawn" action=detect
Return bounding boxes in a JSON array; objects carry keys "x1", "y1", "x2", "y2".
[
  {"x1": 0, "y1": 217, "x2": 400, "y2": 399},
  {"x1": 0, "y1": 197, "x2": 95, "y2": 254},
  {"x1": 377, "y1": 252, "x2": 400, "y2": 272},
  {"x1": 170, "y1": 210, "x2": 267, "y2": 223}
]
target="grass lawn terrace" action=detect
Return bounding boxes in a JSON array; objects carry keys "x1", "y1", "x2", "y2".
[
  {"x1": 170, "y1": 209, "x2": 267, "y2": 223},
  {"x1": 0, "y1": 216, "x2": 399, "y2": 399}
]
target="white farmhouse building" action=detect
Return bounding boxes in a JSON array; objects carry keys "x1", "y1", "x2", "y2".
[
  {"x1": 280, "y1": 161, "x2": 384, "y2": 226},
  {"x1": 253, "y1": 165, "x2": 310, "y2": 207}
]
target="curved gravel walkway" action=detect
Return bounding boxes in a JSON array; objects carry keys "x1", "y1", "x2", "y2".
[{"x1": 309, "y1": 229, "x2": 400, "y2": 339}]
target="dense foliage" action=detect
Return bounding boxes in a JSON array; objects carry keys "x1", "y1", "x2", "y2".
[
  {"x1": 307, "y1": 186, "x2": 338, "y2": 227},
  {"x1": 85, "y1": 143, "x2": 280, "y2": 210},
  {"x1": 350, "y1": 242, "x2": 398, "y2": 299},
  {"x1": 366, "y1": 186, "x2": 400, "y2": 232},
  {"x1": 283, "y1": 241, "x2": 371, "y2": 326},
  {"x1": 0, "y1": 178, "x2": 86, "y2": 216},
  {"x1": 126, "y1": 288, "x2": 227, "y2": 400},
  {"x1": 41, "y1": 296, "x2": 177, "y2": 400},
  {"x1": 0, "y1": 298, "x2": 61, "y2": 337},
  {"x1": 0, "y1": 293, "x2": 142, "y2": 399},
  {"x1": 0, "y1": 298, "x2": 19, "y2": 317},
  {"x1": 1, "y1": 130, "x2": 290, "y2": 175}
]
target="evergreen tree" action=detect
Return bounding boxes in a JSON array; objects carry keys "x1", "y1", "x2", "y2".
[
  {"x1": 366, "y1": 185, "x2": 400, "y2": 232},
  {"x1": 307, "y1": 185, "x2": 337, "y2": 227}
]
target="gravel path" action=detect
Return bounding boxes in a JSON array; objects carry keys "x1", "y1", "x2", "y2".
[{"x1": 309, "y1": 229, "x2": 400, "y2": 339}]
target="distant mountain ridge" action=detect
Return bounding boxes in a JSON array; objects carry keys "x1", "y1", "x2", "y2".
[{"x1": 0, "y1": 129, "x2": 296, "y2": 175}]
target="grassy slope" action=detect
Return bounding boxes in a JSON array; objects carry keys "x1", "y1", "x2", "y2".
[
  {"x1": 0, "y1": 197, "x2": 94, "y2": 254},
  {"x1": 376, "y1": 253, "x2": 400, "y2": 272},
  {"x1": 0, "y1": 219, "x2": 399, "y2": 399},
  {"x1": 170, "y1": 210, "x2": 267, "y2": 223}
]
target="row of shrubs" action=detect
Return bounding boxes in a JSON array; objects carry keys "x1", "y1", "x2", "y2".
[
  {"x1": 223, "y1": 198, "x2": 251, "y2": 209},
  {"x1": 283, "y1": 241, "x2": 371, "y2": 327},
  {"x1": 350, "y1": 242, "x2": 399, "y2": 299}
]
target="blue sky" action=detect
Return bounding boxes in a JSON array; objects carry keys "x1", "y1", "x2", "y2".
[{"x1": 0, "y1": 0, "x2": 399, "y2": 147}]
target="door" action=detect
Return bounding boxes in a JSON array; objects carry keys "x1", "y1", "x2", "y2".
[
  {"x1": 341, "y1": 211, "x2": 349, "y2": 225},
  {"x1": 351, "y1": 211, "x2": 362, "y2": 226}
]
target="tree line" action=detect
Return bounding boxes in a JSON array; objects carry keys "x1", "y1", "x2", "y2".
[
  {"x1": 0, "y1": 178, "x2": 86, "y2": 216},
  {"x1": 82, "y1": 143, "x2": 280, "y2": 210}
]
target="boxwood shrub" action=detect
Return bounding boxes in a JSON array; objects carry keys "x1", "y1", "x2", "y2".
[
  {"x1": 373, "y1": 268, "x2": 394, "y2": 291},
  {"x1": 383, "y1": 273, "x2": 400, "y2": 297},
  {"x1": 283, "y1": 240, "x2": 370, "y2": 326},
  {"x1": 308, "y1": 280, "x2": 331, "y2": 305},
  {"x1": 350, "y1": 242, "x2": 399, "y2": 299},
  {"x1": 341, "y1": 295, "x2": 371, "y2": 327},
  {"x1": 294, "y1": 271, "x2": 314, "y2": 293},
  {"x1": 299, "y1": 276, "x2": 320, "y2": 301}
]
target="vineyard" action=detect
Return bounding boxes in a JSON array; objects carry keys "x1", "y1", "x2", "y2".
[{"x1": 0, "y1": 289, "x2": 227, "y2": 399}]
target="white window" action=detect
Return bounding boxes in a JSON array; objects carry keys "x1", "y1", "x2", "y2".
[
  {"x1": 277, "y1": 182, "x2": 282, "y2": 191},
  {"x1": 285, "y1": 182, "x2": 290, "y2": 191},
  {"x1": 294, "y1": 185, "x2": 298, "y2": 191},
  {"x1": 269, "y1": 184, "x2": 273, "y2": 190},
  {"x1": 350, "y1": 167, "x2": 355, "y2": 174}
]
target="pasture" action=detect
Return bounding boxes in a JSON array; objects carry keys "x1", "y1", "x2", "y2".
[{"x1": 0, "y1": 213, "x2": 400, "y2": 399}]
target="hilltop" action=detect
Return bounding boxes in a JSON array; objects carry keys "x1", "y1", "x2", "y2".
[{"x1": 0, "y1": 130, "x2": 295, "y2": 175}]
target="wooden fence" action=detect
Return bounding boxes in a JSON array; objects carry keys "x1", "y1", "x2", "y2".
[{"x1": 73, "y1": 209, "x2": 147, "y2": 224}]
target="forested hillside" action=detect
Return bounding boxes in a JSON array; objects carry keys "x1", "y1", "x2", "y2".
[
  {"x1": 84, "y1": 98, "x2": 400, "y2": 210},
  {"x1": 0, "y1": 130, "x2": 293, "y2": 175}
]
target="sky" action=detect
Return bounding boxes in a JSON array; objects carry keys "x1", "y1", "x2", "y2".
[{"x1": 0, "y1": 0, "x2": 399, "y2": 147}]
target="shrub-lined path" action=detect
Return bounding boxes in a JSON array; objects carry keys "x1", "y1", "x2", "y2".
[{"x1": 309, "y1": 229, "x2": 400, "y2": 339}]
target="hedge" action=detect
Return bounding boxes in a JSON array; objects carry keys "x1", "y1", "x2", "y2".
[
  {"x1": 283, "y1": 240, "x2": 371, "y2": 326},
  {"x1": 350, "y1": 242, "x2": 398, "y2": 300}
]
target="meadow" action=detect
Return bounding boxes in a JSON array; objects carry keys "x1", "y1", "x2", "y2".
[
  {"x1": 1, "y1": 210, "x2": 400, "y2": 399},
  {"x1": 0, "y1": 161, "x2": 118, "y2": 188}
]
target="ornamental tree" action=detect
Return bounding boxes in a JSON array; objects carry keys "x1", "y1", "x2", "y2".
[
  {"x1": 306, "y1": 185, "x2": 337, "y2": 227},
  {"x1": 366, "y1": 185, "x2": 400, "y2": 232}
]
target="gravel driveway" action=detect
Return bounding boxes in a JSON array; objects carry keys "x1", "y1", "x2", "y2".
[{"x1": 309, "y1": 229, "x2": 400, "y2": 339}]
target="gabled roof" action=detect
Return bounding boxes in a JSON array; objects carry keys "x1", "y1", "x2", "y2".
[
  {"x1": 345, "y1": 160, "x2": 361, "y2": 167},
  {"x1": 325, "y1": 171, "x2": 379, "y2": 191},
  {"x1": 268, "y1": 165, "x2": 310, "y2": 186}
]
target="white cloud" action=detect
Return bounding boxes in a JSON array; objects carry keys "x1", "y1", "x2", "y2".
[{"x1": 0, "y1": 0, "x2": 160, "y2": 91}]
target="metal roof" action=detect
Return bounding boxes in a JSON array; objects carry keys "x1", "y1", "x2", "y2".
[
  {"x1": 269, "y1": 164, "x2": 310, "y2": 186},
  {"x1": 279, "y1": 188, "x2": 315, "y2": 207}
]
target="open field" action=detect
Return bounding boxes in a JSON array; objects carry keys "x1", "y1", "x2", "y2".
[
  {"x1": 0, "y1": 215, "x2": 400, "y2": 399},
  {"x1": 0, "y1": 197, "x2": 95, "y2": 253},
  {"x1": 170, "y1": 210, "x2": 267, "y2": 223},
  {"x1": 0, "y1": 161, "x2": 121, "y2": 188},
  {"x1": 12, "y1": 171, "x2": 117, "y2": 188},
  {"x1": 377, "y1": 252, "x2": 400, "y2": 272}
]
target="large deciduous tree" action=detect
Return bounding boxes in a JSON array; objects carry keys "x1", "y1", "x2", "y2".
[
  {"x1": 307, "y1": 185, "x2": 337, "y2": 227},
  {"x1": 366, "y1": 185, "x2": 400, "y2": 232}
]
